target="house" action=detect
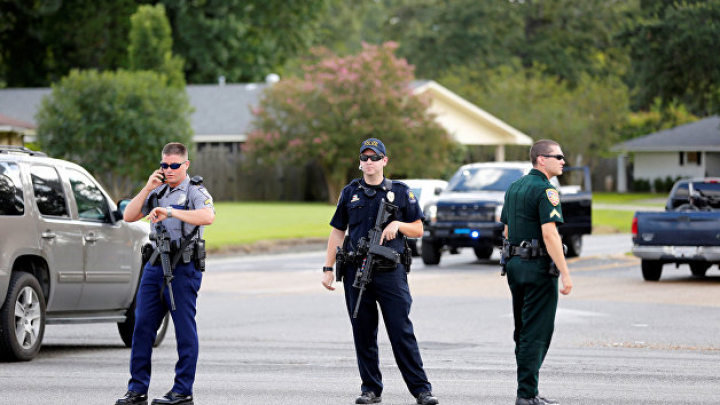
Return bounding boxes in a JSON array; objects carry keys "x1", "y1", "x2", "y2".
[
  {"x1": 0, "y1": 113, "x2": 35, "y2": 146},
  {"x1": 612, "y1": 116, "x2": 720, "y2": 192},
  {"x1": 0, "y1": 79, "x2": 533, "y2": 200}
]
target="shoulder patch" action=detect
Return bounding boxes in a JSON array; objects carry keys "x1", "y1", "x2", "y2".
[
  {"x1": 407, "y1": 189, "x2": 417, "y2": 204},
  {"x1": 546, "y1": 189, "x2": 560, "y2": 206}
]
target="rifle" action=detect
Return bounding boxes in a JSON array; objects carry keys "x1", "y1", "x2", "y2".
[
  {"x1": 149, "y1": 193, "x2": 176, "y2": 311},
  {"x1": 351, "y1": 198, "x2": 400, "y2": 318}
]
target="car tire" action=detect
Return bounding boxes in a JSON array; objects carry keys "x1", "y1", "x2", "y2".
[
  {"x1": 0, "y1": 272, "x2": 46, "y2": 362},
  {"x1": 641, "y1": 260, "x2": 663, "y2": 281},
  {"x1": 117, "y1": 298, "x2": 170, "y2": 349},
  {"x1": 408, "y1": 239, "x2": 421, "y2": 257},
  {"x1": 473, "y1": 246, "x2": 493, "y2": 260},
  {"x1": 690, "y1": 263, "x2": 711, "y2": 278},
  {"x1": 421, "y1": 239, "x2": 441, "y2": 265},
  {"x1": 565, "y1": 234, "x2": 583, "y2": 258}
]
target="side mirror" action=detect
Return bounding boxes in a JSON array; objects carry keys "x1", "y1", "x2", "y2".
[
  {"x1": 117, "y1": 199, "x2": 131, "y2": 217},
  {"x1": 434, "y1": 187, "x2": 443, "y2": 196}
]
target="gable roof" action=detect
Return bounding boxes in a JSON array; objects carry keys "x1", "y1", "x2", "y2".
[
  {"x1": 612, "y1": 115, "x2": 720, "y2": 152},
  {"x1": 0, "y1": 113, "x2": 35, "y2": 131},
  {"x1": 0, "y1": 80, "x2": 532, "y2": 147}
]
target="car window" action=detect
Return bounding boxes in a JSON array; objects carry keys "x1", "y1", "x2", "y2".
[
  {"x1": 30, "y1": 165, "x2": 69, "y2": 217},
  {"x1": 67, "y1": 169, "x2": 111, "y2": 222},
  {"x1": 447, "y1": 168, "x2": 524, "y2": 192},
  {"x1": 0, "y1": 161, "x2": 24, "y2": 216}
]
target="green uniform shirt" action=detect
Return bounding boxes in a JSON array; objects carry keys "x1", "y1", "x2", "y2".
[{"x1": 500, "y1": 168, "x2": 564, "y2": 246}]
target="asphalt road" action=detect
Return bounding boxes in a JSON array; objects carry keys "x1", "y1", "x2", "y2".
[{"x1": 3, "y1": 234, "x2": 719, "y2": 405}]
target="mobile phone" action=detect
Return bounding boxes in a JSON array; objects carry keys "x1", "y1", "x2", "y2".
[{"x1": 158, "y1": 173, "x2": 166, "y2": 183}]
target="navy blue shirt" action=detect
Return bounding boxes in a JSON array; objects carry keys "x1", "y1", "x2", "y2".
[{"x1": 330, "y1": 178, "x2": 424, "y2": 255}]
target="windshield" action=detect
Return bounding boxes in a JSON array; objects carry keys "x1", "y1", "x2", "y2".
[{"x1": 447, "y1": 167, "x2": 525, "y2": 192}]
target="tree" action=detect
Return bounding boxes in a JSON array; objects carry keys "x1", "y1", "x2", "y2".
[
  {"x1": 162, "y1": 0, "x2": 333, "y2": 83},
  {"x1": 245, "y1": 42, "x2": 459, "y2": 203},
  {"x1": 36, "y1": 69, "x2": 193, "y2": 199},
  {"x1": 0, "y1": 0, "x2": 144, "y2": 87},
  {"x1": 128, "y1": 4, "x2": 184, "y2": 88},
  {"x1": 621, "y1": 0, "x2": 720, "y2": 115},
  {"x1": 440, "y1": 62, "x2": 630, "y2": 170}
]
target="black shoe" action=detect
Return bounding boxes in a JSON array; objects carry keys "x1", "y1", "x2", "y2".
[
  {"x1": 151, "y1": 391, "x2": 193, "y2": 405},
  {"x1": 355, "y1": 391, "x2": 381, "y2": 404},
  {"x1": 538, "y1": 397, "x2": 558, "y2": 405},
  {"x1": 416, "y1": 391, "x2": 439, "y2": 405},
  {"x1": 515, "y1": 397, "x2": 544, "y2": 405},
  {"x1": 116, "y1": 390, "x2": 148, "y2": 405}
]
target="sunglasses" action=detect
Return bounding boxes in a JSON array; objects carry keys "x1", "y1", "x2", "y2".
[
  {"x1": 541, "y1": 154, "x2": 565, "y2": 161},
  {"x1": 160, "y1": 160, "x2": 187, "y2": 170},
  {"x1": 359, "y1": 154, "x2": 384, "y2": 162}
]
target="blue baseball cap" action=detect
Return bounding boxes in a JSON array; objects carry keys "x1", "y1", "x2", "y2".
[{"x1": 360, "y1": 138, "x2": 386, "y2": 156}]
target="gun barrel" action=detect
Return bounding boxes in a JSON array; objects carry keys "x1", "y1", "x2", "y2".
[{"x1": 352, "y1": 285, "x2": 365, "y2": 319}]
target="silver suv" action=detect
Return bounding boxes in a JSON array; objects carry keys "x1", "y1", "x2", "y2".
[{"x1": 0, "y1": 146, "x2": 167, "y2": 361}]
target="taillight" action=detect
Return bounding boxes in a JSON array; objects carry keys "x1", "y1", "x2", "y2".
[{"x1": 631, "y1": 216, "x2": 638, "y2": 238}]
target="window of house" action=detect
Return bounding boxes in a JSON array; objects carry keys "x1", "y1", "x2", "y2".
[{"x1": 680, "y1": 151, "x2": 702, "y2": 166}]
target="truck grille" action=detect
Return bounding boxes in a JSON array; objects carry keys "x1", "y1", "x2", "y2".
[{"x1": 437, "y1": 205, "x2": 495, "y2": 222}]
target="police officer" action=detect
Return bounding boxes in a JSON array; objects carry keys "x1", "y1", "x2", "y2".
[
  {"x1": 321, "y1": 138, "x2": 439, "y2": 405},
  {"x1": 117, "y1": 142, "x2": 214, "y2": 405},
  {"x1": 500, "y1": 140, "x2": 573, "y2": 405}
]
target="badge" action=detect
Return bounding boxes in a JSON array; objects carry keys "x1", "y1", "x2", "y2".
[
  {"x1": 546, "y1": 189, "x2": 560, "y2": 206},
  {"x1": 387, "y1": 191, "x2": 395, "y2": 202},
  {"x1": 351, "y1": 194, "x2": 359, "y2": 203},
  {"x1": 178, "y1": 193, "x2": 187, "y2": 205}
]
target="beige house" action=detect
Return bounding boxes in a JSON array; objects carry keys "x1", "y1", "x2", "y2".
[
  {"x1": 411, "y1": 80, "x2": 532, "y2": 161},
  {"x1": 0, "y1": 114, "x2": 34, "y2": 146}
]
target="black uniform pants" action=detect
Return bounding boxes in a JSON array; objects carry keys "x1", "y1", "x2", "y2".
[
  {"x1": 506, "y1": 256, "x2": 558, "y2": 399},
  {"x1": 343, "y1": 263, "x2": 431, "y2": 397}
]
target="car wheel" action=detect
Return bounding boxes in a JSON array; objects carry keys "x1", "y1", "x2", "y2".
[
  {"x1": 565, "y1": 234, "x2": 582, "y2": 258},
  {"x1": 408, "y1": 238, "x2": 421, "y2": 257},
  {"x1": 473, "y1": 246, "x2": 493, "y2": 260},
  {"x1": 421, "y1": 239, "x2": 441, "y2": 265},
  {"x1": 0, "y1": 272, "x2": 46, "y2": 361},
  {"x1": 690, "y1": 263, "x2": 711, "y2": 278},
  {"x1": 117, "y1": 297, "x2": 171, "y2": 348},
  {"x1": 641, "y1": 260, "x2": 663, "y2": 281}
]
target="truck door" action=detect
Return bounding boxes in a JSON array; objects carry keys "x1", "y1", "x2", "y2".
[
  {"x1": 556, "y1": 166, "x2": 592, "y2": 236},
  {"x1": 65, "y1": 169, "x2": 133, "y2": 311},
  {"x1": 29, "y1": 164, "x2": 83, "y2": 311}
]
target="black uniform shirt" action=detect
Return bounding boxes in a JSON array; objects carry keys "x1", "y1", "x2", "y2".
[
  {"x1": 500, "y1": 169, "x2": 564, "y2": 246},
  {"x1": 330, "y1": 178, "x2": 424, "y2": 255}
]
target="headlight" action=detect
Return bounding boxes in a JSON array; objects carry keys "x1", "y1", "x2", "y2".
[
  {"x1": 495, "y1": 204, "x2": 503, "y2": 222},
  {"x1": 426, "y1": 204, "x2": 437, "y2": 224}
]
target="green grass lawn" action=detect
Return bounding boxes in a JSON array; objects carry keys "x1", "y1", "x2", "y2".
[
  {"x1": 203, "y1": 202, "x2": 335, "y2": 250},
  {"x1": 200, "y1": 193, "x2": 664, "y2": 249}
]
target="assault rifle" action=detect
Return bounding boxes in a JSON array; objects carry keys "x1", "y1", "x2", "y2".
[
  {"x1": 149, "y1": 193, "x2": 176, "y2": 311},
  {"x1": 352, "y1": 198, "x2": 400, "y2": 318}
]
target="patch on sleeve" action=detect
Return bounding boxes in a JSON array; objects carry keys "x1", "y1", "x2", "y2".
[
  {"x1": 550, "y1": 209, "x2": 561, "y2": 219},
  {"x1": 546, "y1": 189, "x2": 560, "y2": 206},
  {"x1": 407, "y1": 189, "x2": 417, "y2": 204}
]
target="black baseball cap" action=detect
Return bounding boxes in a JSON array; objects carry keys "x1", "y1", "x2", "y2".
[{"x1": 360, "y1": 138, "x2": 386, "y2": 156}]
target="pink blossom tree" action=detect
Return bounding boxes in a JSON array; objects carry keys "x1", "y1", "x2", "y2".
[{"x1": 246, "y1": 42, "x2": 458, "y2": 203}]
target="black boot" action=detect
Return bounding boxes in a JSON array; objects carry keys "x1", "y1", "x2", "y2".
[
  {"x1": 151, "y1": 391, "x2": 193, "y2": 405},
  {"x1": 355, "y1": 391, "x2": 381, "y2": 404},
  {"x1": 116, "y1": 390, "x2": 148, "y2": 405},
  {"x1": 416, "y1": 391, "x2": 439, "y2": 405}
]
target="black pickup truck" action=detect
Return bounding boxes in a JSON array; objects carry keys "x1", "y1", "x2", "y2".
[
  {"x1": 420, "y1": 162, "x2": 592, "y2": 265},
  {"x1": 632, "y1": 178, "x2": 720, "y2": 281}
]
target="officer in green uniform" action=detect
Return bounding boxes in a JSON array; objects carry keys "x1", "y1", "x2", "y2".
[{"x1": 500, "y1": 140, "x2": 573, "y2": 405}]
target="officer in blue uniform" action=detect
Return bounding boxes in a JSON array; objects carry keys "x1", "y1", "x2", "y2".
[
  {"x1": 500, "y1": 140, "x2": 572, "y2": 405},
  {"x1": 321, "y1": 138, "x2": 439, "y2": 405},
  {"x1": 117, "y1": 142, "x2": 215, "y2": 405}
]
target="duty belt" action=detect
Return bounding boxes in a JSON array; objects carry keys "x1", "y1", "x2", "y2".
[{"x1": 508, "y1": 239, "x2": 548, "y2": 259}]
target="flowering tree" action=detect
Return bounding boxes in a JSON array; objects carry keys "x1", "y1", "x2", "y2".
[{"x1": 246, "y1": 42, "x2": 458, "y2": 203}]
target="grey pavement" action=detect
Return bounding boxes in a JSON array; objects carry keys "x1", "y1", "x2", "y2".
[{"x1": 2, "y1": 234, "x2": 719, "y2": 405}]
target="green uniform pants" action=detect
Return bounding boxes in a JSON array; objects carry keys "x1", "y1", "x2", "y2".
[{"x1": 506, "y1": 256, "x2": 558, "y2": 399}]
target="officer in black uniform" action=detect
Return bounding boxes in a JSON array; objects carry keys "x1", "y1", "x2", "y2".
[
  {"x1": 500, "y1": 140, "x2": 573, "y2": 405},
  {"x1": 117, "y1": 142, "x2": 215, "y2": 405},
  {"x1": 321, "y1": 138, "x2": 439, "y2": 405}
]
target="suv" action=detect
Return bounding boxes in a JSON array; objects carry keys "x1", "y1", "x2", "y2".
[{"x1": 0, "y1": 146, "x2": 167, "y2": 361}]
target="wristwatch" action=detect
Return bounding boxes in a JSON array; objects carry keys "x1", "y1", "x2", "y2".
[
  {"x1": 166, "y1": 206, "x2": 173, "y2": 218},
  {"x1": 322, "y1": 266, "x2": 334, "y2": 273}
]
